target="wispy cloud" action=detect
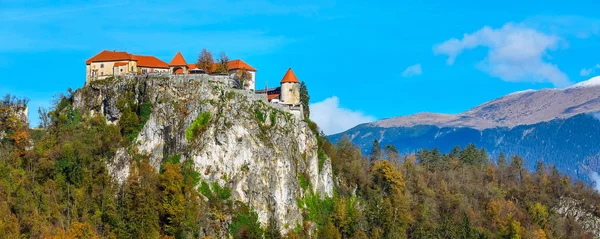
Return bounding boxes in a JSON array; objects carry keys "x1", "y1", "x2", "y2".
[
  {"x1": 581, "y1": 64, "x2": 600, "y2": 76},
  {"x1": 401, "y1": 64, "x2": 422, "y2": 77},
  {"x1": 310, "y1": 96, "x2": 376, "y2": 135},
  {"x1": 434, "y1": 22, "x2": 571, "y2": 87}
]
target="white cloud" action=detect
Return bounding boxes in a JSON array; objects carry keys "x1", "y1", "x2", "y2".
[
  {"x1": 433, "y1": 23, "x2": 572, "y2": 87},
  {"x1": 309, "y1": 96, "x2": 376, "y2": 135},
  {"x1": 590, "y1": 171, "x2": 600, "y2": 192},
  {"x1": 580, "y1": 64, "x2": 600, "y2": 76},
  {"x1": 401, "y1": 64, "x2": 422, "y2": 77}
]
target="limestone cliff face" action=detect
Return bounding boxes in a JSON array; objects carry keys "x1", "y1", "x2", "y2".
[
  {"x1": 555, "y1": 197, "x2": 600, "y2": 237},
  {"x1": 73, "y1": 75, "x2": 334, "y2": 234}
]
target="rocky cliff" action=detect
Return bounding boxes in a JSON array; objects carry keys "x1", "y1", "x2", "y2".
[
  {"x1": 72, "y1": 75, "x2": 334, "y2": 234},
  {"x1": 555, "y1": 197, "x2": 600, "y2": 236}
]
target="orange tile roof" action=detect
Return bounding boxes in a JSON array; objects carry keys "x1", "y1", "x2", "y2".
[
  {"x1": 228, "y1": 59, "x2": 256, "y2": 71},
  {"x1": 208, "y1": 59, "x2": 257, "y2": 73},
  {"x1": 86, "y1": 50, "x2": 133, "y2": 64},
  {"x1": 187, "y1": 63, "x2": 199, "y2": 70},
  {"x1": 169, "y1": 52, "x2": 187, "y2": 66},
  {"x1": 280, "y1": 68, "x2": 299, "y2": 83},
  {"x1": 113, "y1": 62, "x2": 128, "y2": 67},
  {"x1": 268, "y1": 93, "x2": 280, "y2": 101},
  {"x1": 134, "y1": 55, "x2": 169, "y2": 68},
  {"x1": 174, "y1": 68, "x2": 184, "y2": 74}
]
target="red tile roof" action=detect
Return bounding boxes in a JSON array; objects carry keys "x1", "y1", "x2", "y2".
[
  {"x1": 113, "y1": 62, "x2": 128, "y2": 67},
  {"x1": 86, "y1": 51, "x2": 255, "y2": 73},
  {"x1": 268, "y1": 93, "x2": 280, "y2": 101},
  {"x1": 209, "y1": 59, "x2": 257, "y2": 73},
  {"x1": 86, "y1": 50, "x2": 132, "y2": 64},
  {"x1": 134, "y1": 55, "x2": 169, "y2": 68},
  {"x1": 187, "y1": 63, "x2": 199, "y2": 70},
  {"x1": 280, "y1": 68, "x2": 299, "y2": 83},
  {"x1": 174, "y1": 68, "x2": 184, "y2": 74},
  {"x1": 228, "y1": 59, "x2": 256, "y2": 71},
  {"x1": 169, "y1": 52, "x2": 187, "y2": 66}
]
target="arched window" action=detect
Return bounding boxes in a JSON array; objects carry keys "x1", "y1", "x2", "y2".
[{"x1": 100, "y1": 64, "x2": 104, "y2": 68}]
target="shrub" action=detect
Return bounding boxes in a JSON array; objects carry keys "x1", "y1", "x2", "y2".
[
  {"x1": 303, "y1": 193, "x2": 334, "y2": 228},
  {"x1": 226, "y1": 91, "x2": 236, "y2": 100},
  {"x1": 230, "y1": 203, "x2": 263, "y2": 238},
  {"x1": 318, "y1": 148, "x2": 327, "y2": 172},
  {"x1": 297, "y1": 173, "x2": 311, "y2": 191},
  {"x1": 254, "y1": 109, "x2": 266, "y2": 123},
  {"x1": 139, "y1": 103, "x2": 152, "y2": 123},
  {"x1": 198, "y1": 181, "x2": 232, "y2": 201},
  {"x1": 185, "y1": 112, "x2": 211, "y2": 141},
  {"x1": 269, "y1": 112, "x2": 276, "y2": 125}
]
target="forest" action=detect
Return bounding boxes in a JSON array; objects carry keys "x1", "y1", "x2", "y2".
[{"x1": 1, "y1": 92, "x2": 600, "y2": 239}]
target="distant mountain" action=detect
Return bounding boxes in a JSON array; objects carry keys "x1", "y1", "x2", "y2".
[{"x1": 331, "y1": 76, "x2": 600, "y2": 183}]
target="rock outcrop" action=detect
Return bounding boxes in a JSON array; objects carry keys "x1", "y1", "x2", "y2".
[
  {"x1": 73, "y1": 75, "x2": 334, "y2": 234},
  {"x1": 555, "y1": 197, "x2": 600, "y2": 237}
]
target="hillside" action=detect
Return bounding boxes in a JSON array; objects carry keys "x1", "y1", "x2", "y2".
[
  {"x1": 0, "y1": 75, "x2": 334, "y2": 238},
  {"x1": 2, "y1": 75, "x2": 600, "y2": 238},
  {"x1": 332, "y1": 77, "x2": 600, "y2": 183}
]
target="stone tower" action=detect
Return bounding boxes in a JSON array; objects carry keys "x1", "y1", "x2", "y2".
[{"x1": 280, "y1": 68, "x2": 300, "y2": 105}]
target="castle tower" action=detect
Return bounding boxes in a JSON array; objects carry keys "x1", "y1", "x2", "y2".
[
  {"x1": 169, "y1": 52, "x2": 188, "y2": 74},
  {"x1": 280, "y1": 68, "x2": 300, "y2": 105}
]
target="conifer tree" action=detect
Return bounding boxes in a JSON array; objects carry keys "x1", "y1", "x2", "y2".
[
  {"x1": 369, "y1": 140, "x2": 381, "y2": 162},
  {"x1": 299, "y1": 81, "x2": 310, "y2": 119}
]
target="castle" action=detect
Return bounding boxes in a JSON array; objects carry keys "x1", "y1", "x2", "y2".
[{"x1": 85, "y1": 50, "x2": 302, "y2": 115}]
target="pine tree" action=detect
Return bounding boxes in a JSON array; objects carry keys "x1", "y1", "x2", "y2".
[
  {"x1": 299, "y1": 81, "x2": 310, "y2": 119},
  {"x1": 369, "y1": 140, "x2": 381, "y2": 162},
  {"x1": 497, "y1": 152, "x2": 507, "y2": 167}
]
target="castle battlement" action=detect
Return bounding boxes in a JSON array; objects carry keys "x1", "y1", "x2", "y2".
[{"x1": 85, "y1": 50, "x2": 303, "y2": 118}]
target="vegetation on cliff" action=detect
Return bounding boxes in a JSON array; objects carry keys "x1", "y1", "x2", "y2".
[{"x1": 1, "y1": 87, "x2": 600, "y2": 238}]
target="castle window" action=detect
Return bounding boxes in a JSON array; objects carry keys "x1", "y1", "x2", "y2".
[{"x1": 100, "y1": 64, "x2": 104, "y2": 68}]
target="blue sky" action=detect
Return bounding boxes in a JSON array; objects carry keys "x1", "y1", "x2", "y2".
[{"x1": 1, "y1": 0, "x2": 600, "y2": 134}]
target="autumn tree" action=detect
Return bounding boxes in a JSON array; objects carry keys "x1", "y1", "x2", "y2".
[
  {"x1": 215, "y1": 51, "x2": 229, "y2": 74},
  {"x1": 122, "y1": 159, "x2": 160, "y2": 238},
  {"x1": 197, "y1": 49, "x2": 214, "y2": 73}
]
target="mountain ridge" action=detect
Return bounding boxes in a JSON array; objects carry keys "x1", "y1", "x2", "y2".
[
  {"x1": 371, "y1": 76, "x2": 600, "y2": 130},
  {"x1": 332, "y1": 76, "x2": 600, "y2": 184}
]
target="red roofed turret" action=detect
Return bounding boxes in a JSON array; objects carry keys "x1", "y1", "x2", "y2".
[
  {"x1": 169, "y1": 52, "x2": 187, "y2": 66},
  {"x1": 280, "y1": 68, "x2": 299, "y2": 83}
]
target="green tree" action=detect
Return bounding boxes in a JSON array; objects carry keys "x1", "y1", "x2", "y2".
[
  {"x1": 299, "y1": 81, "x2": 310, "y2": 119},
  {"x1": 369, "y1": 140, "x2": 381, "y2": 162}
]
